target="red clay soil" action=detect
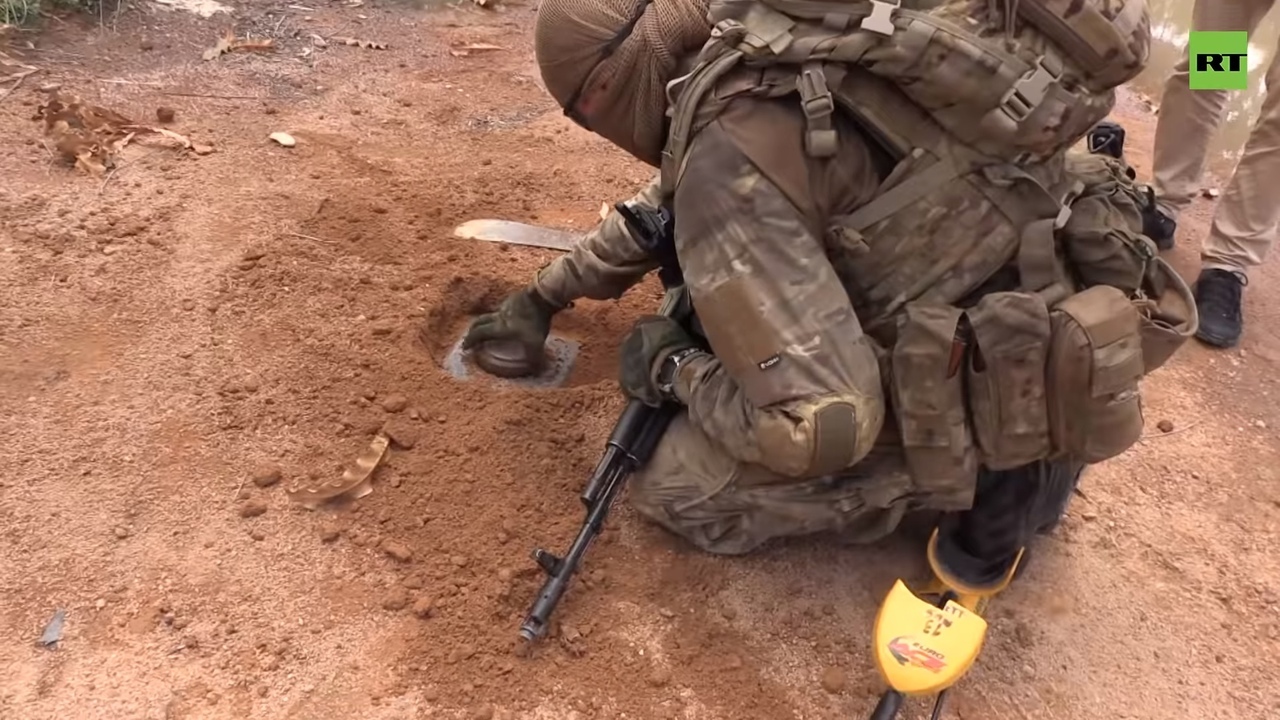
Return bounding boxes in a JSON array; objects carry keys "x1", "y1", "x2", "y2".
[{"x1": 1, "y1": 4, "x2": 1279, "y2": 720}]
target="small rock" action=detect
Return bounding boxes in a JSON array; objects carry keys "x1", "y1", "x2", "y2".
[
  {"x1": 820, "y1": 666, "x2": 847, "y2": 694},
  {"x1": 658, "y1": 608, "x2": 675, "y2": 619},
  {"x1": 102, "y1": 244, "x2": 120, "y2": 256},
  {"x1": 1256, "y1": 419, "x2": 1268, "y2": 429},
  {"x1": 647, "y1": 666, "x2": 672, "y2": 687},
  {"x1": 156, "y1": 106, "x2": 176, "y2": 123},
  {"x1": 255, "y1": 685, "x2": 269, "y2": 698},
  {"x1": 173, "y1": 617, "x2": 190, "y2": 630},
  {"x1": 451, "y1": 555, "x2": 469, "y2": 568},
  {"x1": 139, "y1": 39, "x2": 155, "y2": 51},
  {"x1": 250, "y1": 529, "x2": 266, "y2": 542},
  {"x1": 720, "y1": 605, "x2": 737, "y2": 621},
  {"x1": 403, "y1": 574, "x2": 426, "y2": 589},
  {"x1": 95, "y1": 598, "x2": 107, "y2": 610},
  {"x1": 371, "y1": 321, "x2": 396, "y2": 336},
  {"x1": 1202, "y1": 187, "x2": 1221, "y2": 199},
  {"x1": 239, "y1": 501, "x2": 268, "y2": 518},
  {"x1": 724, "y1": 654, "x2": 743, "y2": 670},
  {"x1": 471, "y1": 705, "x2": 494, "y2": 720},
  {"x1": 381, "y1": 538, "x2": 413, "y2": 562},
  {"x1": 1156, "y1": 419, "x2": 1175, "y2": 433},
  {"x1": 252, "y1": 467, "x2": 282, "y2": 488},
  {"x1": 319, "y1": 524, "x2": 341, "y2": 543},
  {"x1": 1081, "y1": 510, "x2": 1099, "y2": 522},
  {"x1": 383, "y1": 418, "x2": 419, "y2": 449},
  {"x1": 382, "y1": 590, "x2": 410, "y2": 611},
  {"x1": 412, "y1": 596, "x2": 437, "y2": 619},
  {"x1": 381, "y1": 394, "x2": 409, "y2": 413},
  {"x1": 269, "y1": 132, "x2": 297, "y2": 147},
  {"x1": 113, "y1": 526, "x2": 131, "y2": 539}
]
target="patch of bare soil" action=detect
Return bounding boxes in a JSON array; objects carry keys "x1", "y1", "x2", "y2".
[{"x1": 1, "y1": 4, "x2": 1277, "y2": 720}]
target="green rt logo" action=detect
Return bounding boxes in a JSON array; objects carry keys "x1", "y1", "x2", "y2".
[{"x1": 1189, "y1": 31, "x2": 1249, "y2": 90}]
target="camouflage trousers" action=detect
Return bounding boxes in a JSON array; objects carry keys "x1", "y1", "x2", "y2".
[{"x1": 628, "y1": 412, "x2": 914, "y2": 555}]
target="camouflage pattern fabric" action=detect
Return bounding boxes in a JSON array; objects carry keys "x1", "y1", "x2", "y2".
[
  {"x1": 533, "y1": 176, "x2": 661, "y2": 307},
  {"x1": 540, "y1": 95, "x2": 910, "y2": 553}
]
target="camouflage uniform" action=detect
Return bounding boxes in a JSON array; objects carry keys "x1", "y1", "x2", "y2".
[{"x1": 536, "y1": 94, "x2": 910, "y2": 555}]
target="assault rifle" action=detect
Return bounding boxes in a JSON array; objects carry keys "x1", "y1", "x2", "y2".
[{"x1": 518, "y1": 200, "x2": 692, "y2": 643}]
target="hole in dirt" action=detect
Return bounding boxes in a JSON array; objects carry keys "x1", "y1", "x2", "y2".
[{"x1": 417, "y1": 275, "x2": 617, "y2": 389}]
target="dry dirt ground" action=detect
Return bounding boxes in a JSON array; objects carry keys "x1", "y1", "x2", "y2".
[{"x1": 2, "y1": 3, "x2": 1280, "y2": 719}]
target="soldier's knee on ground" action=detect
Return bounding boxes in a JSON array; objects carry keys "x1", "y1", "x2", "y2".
[{"x1": 629, "y1": 414, "x2": 911, "y2": 555}]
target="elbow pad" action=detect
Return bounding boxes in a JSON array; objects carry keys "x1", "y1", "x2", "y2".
[{"x1": 756, "y1": 393, "x2": 885, "y2": 478}]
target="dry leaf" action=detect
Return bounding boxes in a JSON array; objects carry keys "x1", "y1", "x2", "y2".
[
  {"x1": 286, "y1": 433, "x2": 390, "y2": 509},
  {"x1": 598, "y1": 202, "x2": 609, "y2": 221},
  {"x1": 449, "y1": 43, "x2": 506, "y2": 57},
  {"x1": 331, "y1": 36, "x2": 388, "y2": 50},
  {"x1": 230, "y1": 38, "x2": 275, "y2": 52},
  {"x1": 269, "y1": 131, "x2": 297, "y2": 147},
  {"x1": 35, "y1": 93, "x2": 214, "y2": 173},
  {"x1": 202, "y1": 31, "x2": 233, "y2": 61},
  {"x1": 309, "y1": 33, "x2": 328, "y2": 48},
  {"x1": 203, "y1": 31, "x2": 276, "y2": 60}
]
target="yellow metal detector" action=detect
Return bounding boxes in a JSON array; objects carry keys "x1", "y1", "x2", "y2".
[{"x1": 867, "y1": 529, "x2": 1025, "y2": 720}]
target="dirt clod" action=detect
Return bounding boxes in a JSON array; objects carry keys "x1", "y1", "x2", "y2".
[
  {"x1": 647, "y1": 667, "x2": 672, "y2": 687},
  {"x1": 252, "y1": 467, "x2": 283, "y2": 487},
  {"x1": 383, "y1": 418, "x2": 420, "y2": 449},
  {"x1": 319, "y1": 523, "x2": 342, "y2": 543},
  {"x1": 380, "y1": 538, "x2": 413, "y2": 562},
  {"x1": 381, "y1": 394, "x2": 408, "y2": 413},
  {"x1": 238, "y1": 501, "x2": 268, "y2": 518},
  {"x1": 1157, "y1": 419, "x2": 1175, "y2": 433},
  {"x1": 820, "y1": 666, "x2": 847, "y2": 694},
  {"x1": 382, "y1": 590, "x2": 410, "y2": 611},
  {"x1": 412, "y1": 596, "x2": 437, "y2": 619},
  {"x1": 156, "y1": 107, "x2": 176, "y2": 123}
]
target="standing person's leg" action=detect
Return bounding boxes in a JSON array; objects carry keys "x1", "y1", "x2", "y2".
[
  {"x1": 1194, "y1": 32, "x2": 1280, "y2": 347},
  {"x1": 1149, "y1": 0, "x2": 1273, "y2": 248}
]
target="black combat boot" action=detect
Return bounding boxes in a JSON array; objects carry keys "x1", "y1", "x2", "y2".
[
  {"x1": 1193, "y1": 268, "x2": 1247, "y2": 348},
  {"x1": 1142, "y1": 200, "x2": 1177, "y2": 251},
  {"x1": 928, "y1": 460, "x2": 1084, "y2": 601}
]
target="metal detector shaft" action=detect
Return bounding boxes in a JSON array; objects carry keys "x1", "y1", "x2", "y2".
[{"x1": 869, "y1": 690, "x2": 905, "y2": 720}]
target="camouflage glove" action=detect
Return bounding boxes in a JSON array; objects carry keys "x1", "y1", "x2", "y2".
[
  {"x1": 462, "y1": 286, "x2": 560, "y2": 358},
  {"x1": 618, "y1": 315, "x2": 698, "y2": 407}
]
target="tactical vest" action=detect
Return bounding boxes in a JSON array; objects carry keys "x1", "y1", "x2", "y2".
[{"x1": 659, "y1": 0, "x2": 1196, "y2": 509}]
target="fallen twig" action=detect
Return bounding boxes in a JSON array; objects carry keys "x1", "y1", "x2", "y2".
[
  {"x1": 288, "y1": 232, "x2": 334, "y2": 244},
  {"x1": 160, "y1": 92, "x2": 271, "y2": 100},
  {"x1": 98, "y1": 163, "x2": 125, "y2": 194},
  {"x1": 1139, "y1": 419, "x2": 1202, "y2": 441},
  {"x1": 0, "y1": 70, "x2": 36, "y2": 105},
  {"x1": 96, "y1": 78, "x2": 165, "y2": 86}
]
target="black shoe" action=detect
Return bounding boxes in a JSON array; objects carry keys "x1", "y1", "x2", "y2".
[
  {"x1": 1193, "y1": 268, "x2": 1246, "y2": 348},
  {"x1": 1140, "y1": 189, "x2": 1177, "y2": 251}
]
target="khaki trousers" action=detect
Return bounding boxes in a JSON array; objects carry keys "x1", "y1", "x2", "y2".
[{"x1": 1151, "y1": 0, "x2": 1280, "y2": 275}]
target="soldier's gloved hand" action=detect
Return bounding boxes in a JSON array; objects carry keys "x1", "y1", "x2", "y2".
[
  {"x1": 619, "y1": 315, "x2": 698, "y2": 407},
  {"x1": 462, "y1": 286, "x2": 559, "y2": 358}
]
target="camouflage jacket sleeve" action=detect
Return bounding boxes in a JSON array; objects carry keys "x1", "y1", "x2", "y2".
[
  {"x1": 531, "y1": 175, "x2": 662, "y2": 307},
  {"x1": 668, "y1": 120, "x2": 886, "y2": 479}
]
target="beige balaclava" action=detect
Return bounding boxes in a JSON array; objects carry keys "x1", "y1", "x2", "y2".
[{"x1": 534, "y1": 0, "x2": 711, "y2": 167}]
